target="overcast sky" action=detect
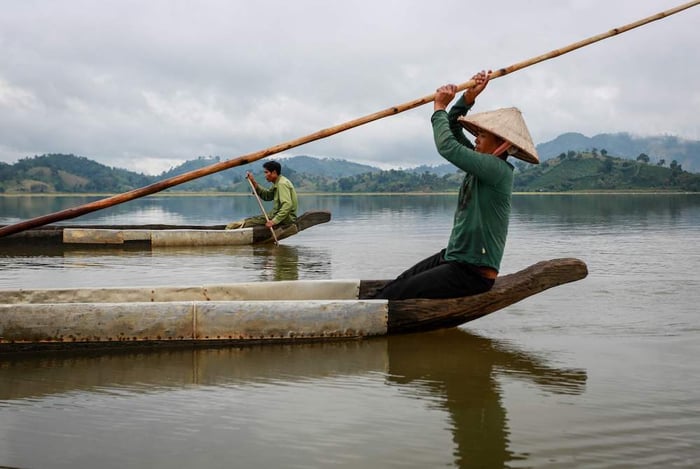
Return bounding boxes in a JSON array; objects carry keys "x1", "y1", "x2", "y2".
[{"x1": 1, "y1": 0, "x2": 698, "y2": 175}]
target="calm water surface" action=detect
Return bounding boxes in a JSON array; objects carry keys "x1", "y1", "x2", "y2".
[{"x1": 1, "y1": 193, "x2": 699, "y2": 468}]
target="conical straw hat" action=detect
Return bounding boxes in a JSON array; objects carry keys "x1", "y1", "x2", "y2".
[{"x1": 457, "y1": 107, "x2": 539, "y2": 164}]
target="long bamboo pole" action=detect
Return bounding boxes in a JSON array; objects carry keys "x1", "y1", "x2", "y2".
[{"x1": 1, "y1": 0, "x2": 698, "y2": 238}]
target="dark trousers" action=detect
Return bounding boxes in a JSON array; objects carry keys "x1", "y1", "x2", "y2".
[{"x1": 374, "y1": 249, "x2": 494, "y2": 300}]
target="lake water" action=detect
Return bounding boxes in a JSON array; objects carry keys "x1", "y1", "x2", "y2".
[{"x1": 1, "y1": 193, "x2": 699, "y2": 468}]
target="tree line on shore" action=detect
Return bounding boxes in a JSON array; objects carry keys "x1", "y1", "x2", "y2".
[{"x1": 1, "y1": 151, "x2": 699, "y2": 194}]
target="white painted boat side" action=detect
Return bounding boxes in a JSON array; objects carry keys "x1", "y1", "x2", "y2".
[
  {"x1": 150, "y1": 229, "x2": 253, "y2": 246},
  {"x1": 63, "y1": 228, "x2": 127, "y2": 244},
  {"x1": 0, "y1": 280, "x2": 363, "y2": 304},
  {"x1": 62, "y1": 228, "x2": 255, "y2": 246},
  {"x1": 0, "y1": 299, "x2": 389, "y2": 343},
  {"x1": 196, "y1": 300, "x2": 388, "y2": 339}
]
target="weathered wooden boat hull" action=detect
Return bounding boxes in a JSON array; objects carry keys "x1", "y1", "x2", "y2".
[
  {"x1": 0, "y1": 210, "x2": 330, "y2": 247},
  {"x1": 0, "y1": 258, "x2": 587, "y2": 353}
]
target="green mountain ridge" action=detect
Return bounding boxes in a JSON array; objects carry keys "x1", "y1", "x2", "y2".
[
  {"x1": 2, "y1": 151, "x2": 698, "y2": 194},
  {"x1": 536, "y1": 132, "x2": 700, "y2": 172},
  {"x1": 514, "y1": 150, "x2": 700, "y2": 192},
  {"x1": 0, "y1": 153, "x2": 153, "y2": 193},
  {"x1": 2, "y1": 130, "x2": 699, "y2": 193}
]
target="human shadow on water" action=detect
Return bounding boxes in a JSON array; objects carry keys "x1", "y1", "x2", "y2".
[
  {"x1": 0, "y1": 328, "x2": 585, "y2": 468},
  {"x1": 386, "y1": 328, "x2": 587, "y2": 468},
  {"x1": 0, "y1": 339, "x2": 390, "y2": 401},
  {"x1": 252, "y1": 244, "x2": 300, "y2": 281},
  {"x1": 251, "y1": 243, "x2": 331, "y2": 281},
  {"x1": 147, "y1": 243, "x2": 331, "y2": 282}
]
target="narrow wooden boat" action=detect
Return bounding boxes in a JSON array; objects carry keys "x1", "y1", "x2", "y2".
[
  {"x1": 0, "y1": 210, "x2": 330, "y2": 247},
  {"x1": 0, "y1": 258, "x2": 587, "y2": 354}
]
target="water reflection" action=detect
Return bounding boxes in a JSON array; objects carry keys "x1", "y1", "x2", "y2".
[
  {"x1": 1, "y1": 329, "x2": 586, "y2": 468},
  {"x1": 0, "y1": 340, "x2": 389, "y2": 401},
  {"x1": 3, "y1": 193, "x2": 699, "y2": 232},
  {"x1": 0, "y1": 193, "x2": 695, "y2": 467},
  {"x1": 0, "y1": 194, "x2": 459, "y2": 226},
  {"x1": 0, "y1": 242, "x2": 331, "y2": 287},
  {"x1": 0, "y1": 195, "x2": 264, "y2": 226},
  {"x1": 387, "y1": 329, "x2": 586, "y2": 467},
  {"x1": 511, "y1": 193, "x2": 700, "y2": 228},
  {"x1": 150, "y1": 244, "x2": 326, "y2": 282},
  {"x1": 0, "y1": 196, "x2": 102, "y2": 223},
  {"x1": 251, "y1": 244, "x2": 302, "y2": 281}
]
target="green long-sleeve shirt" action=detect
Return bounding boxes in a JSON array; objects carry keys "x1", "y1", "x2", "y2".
[
  {"x1": 255, "y1": 175, "x2": 298, "y2": 225},
  {"x1": 431, "y1": 96, "x2": 514, "y2": 271}
]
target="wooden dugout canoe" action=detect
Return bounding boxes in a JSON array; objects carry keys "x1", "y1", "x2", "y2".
[
  {"x1": 0, "y1": 258, "x2": 587, "y2": 354},
  {"x1": 0, "y1": 210, "x2": 330, "y2": 247}
]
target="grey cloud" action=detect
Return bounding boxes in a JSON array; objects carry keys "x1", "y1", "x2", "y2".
[{"x1": 1, "y1": 0, "x2": 698, "y2": 174}]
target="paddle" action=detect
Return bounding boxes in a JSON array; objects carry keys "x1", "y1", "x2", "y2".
[
  {"x1": 246, "y1": 174, "x2": 279, "y2": 245},
  {"x1": 1, "y1": 0, "x2": 698, "y2": 238}
]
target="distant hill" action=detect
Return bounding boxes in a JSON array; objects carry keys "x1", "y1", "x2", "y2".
[
  {"x1": 154, "y1": 155, "x2": 383, "y2": 192},
  {"x1": 405, "y1": 164, "x2": 458, "y2": 177},
  {"x1": 281, "y1": 155, "x2": 379, "y2": 178},
  {"x1": 2, "y1": 139, "x2": 699, "y2": 194},
  {"x1": 536, "y1": 132, "x2": 700, "y2": 172},
  {"x1": 157, "y1": 156, "x2": 245, "y2": 192},
  {"x1": 514, "y1": 150, "x2": 700, "y2": 192},
  {"x1": 0, "y1": 153, "x2": 153, "y2": 193}
]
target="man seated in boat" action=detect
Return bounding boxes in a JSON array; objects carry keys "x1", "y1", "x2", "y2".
[
  {"x1": 226, "y1": 161, "x2": 299, "y2": 230},
  {"x1": 374, "y1": 70, "x2": 539, "y2": 300}
]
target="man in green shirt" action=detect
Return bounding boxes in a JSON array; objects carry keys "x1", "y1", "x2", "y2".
[
  {"x1": 225, "y1": 160, "x2": 298, "y2": 230},
  {"x1": 375, "y1": 70, "x2": 539, "y2": 300}
]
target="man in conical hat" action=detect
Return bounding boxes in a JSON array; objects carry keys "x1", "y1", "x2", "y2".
[{"x1": 375, "y1": 70, "x2": 538, "y2": 300}]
